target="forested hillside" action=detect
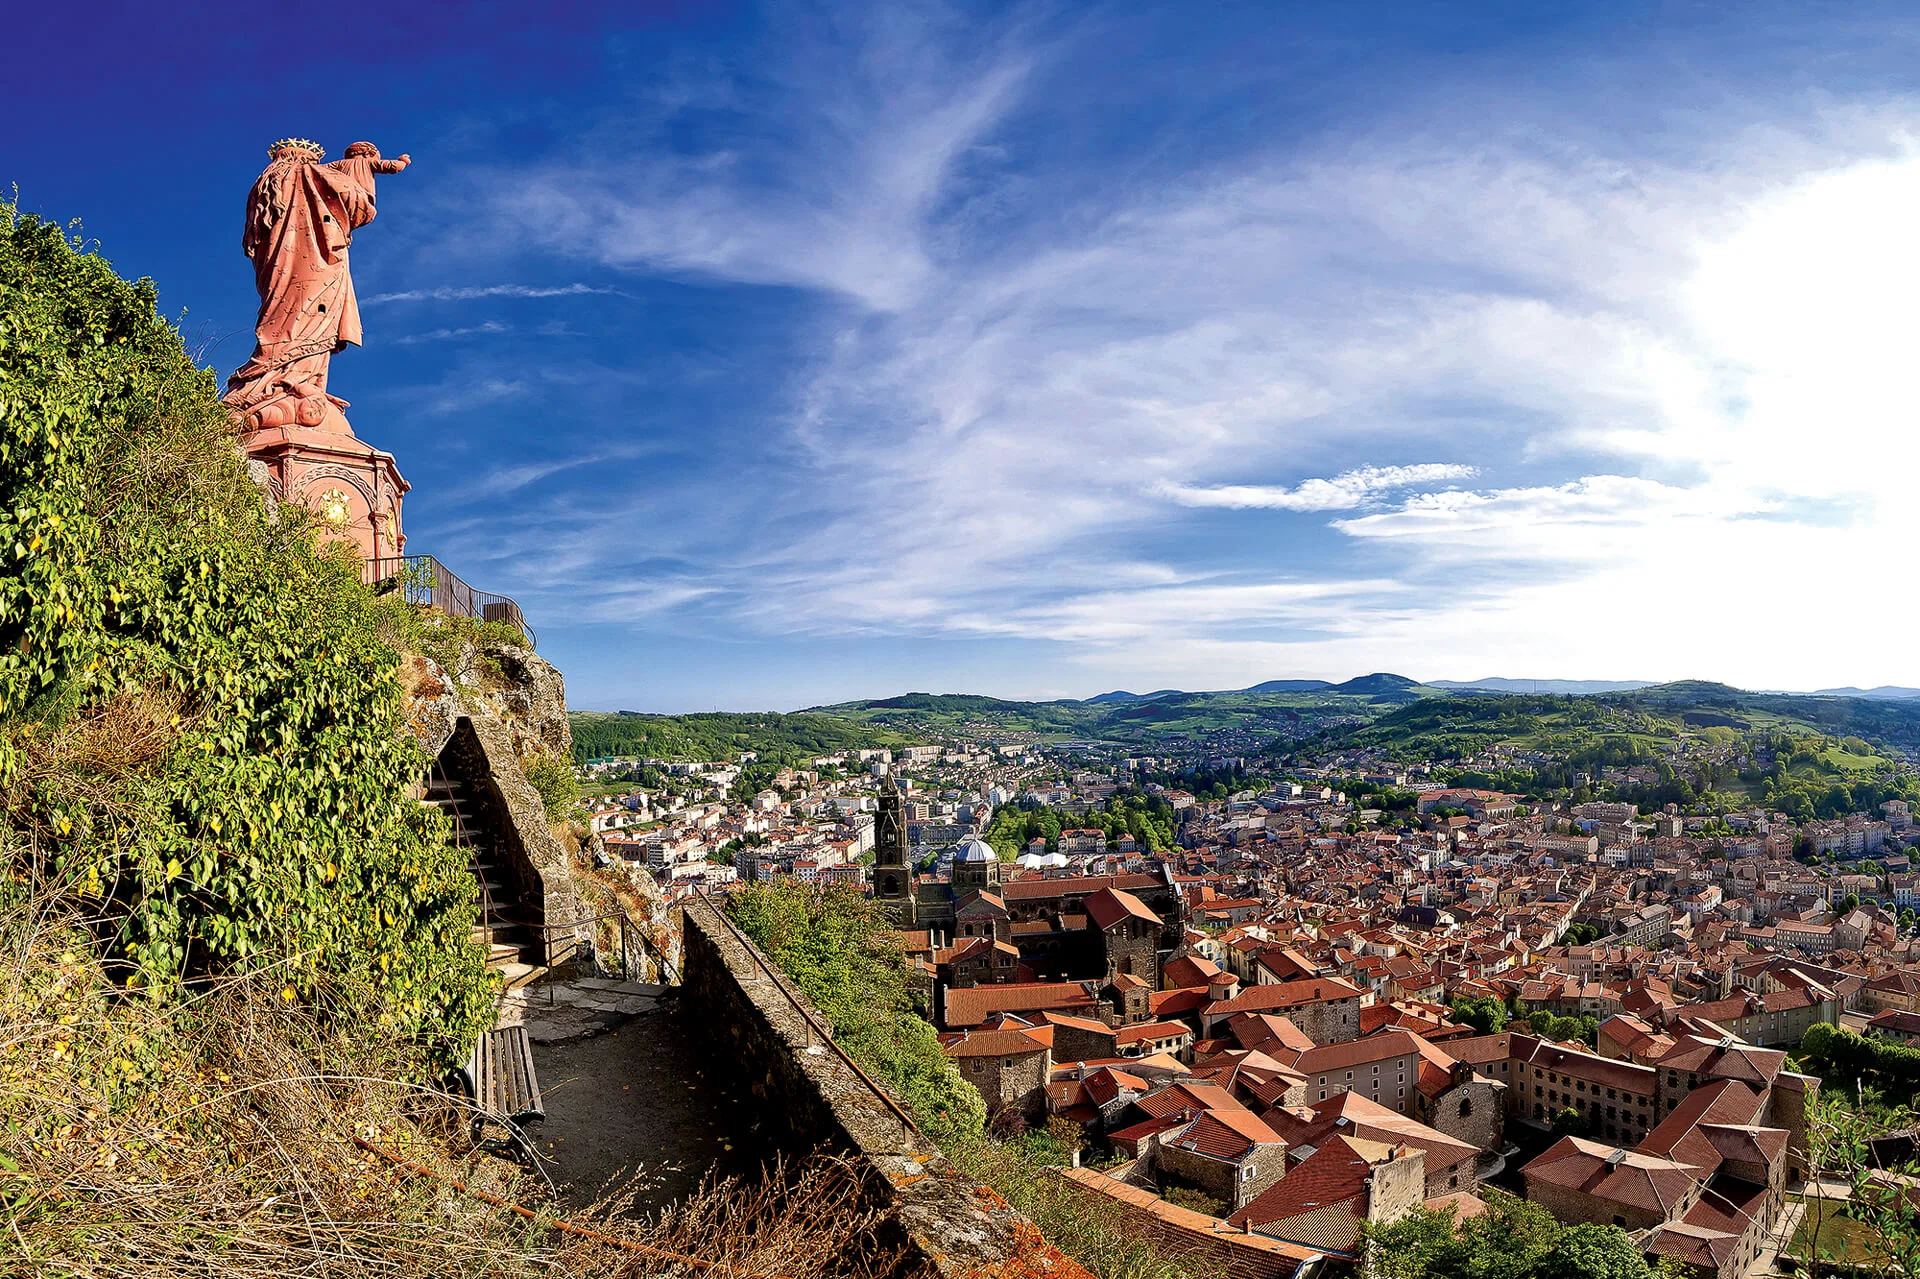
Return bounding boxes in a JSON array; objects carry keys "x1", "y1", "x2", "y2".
[{"x1": 570, "y1": 710, "x2": 908, "y2": 765}]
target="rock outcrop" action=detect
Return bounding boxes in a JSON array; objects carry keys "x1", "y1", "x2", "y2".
[{"x1": 404, "y1": 637, "x2": 569, "y2": 770}]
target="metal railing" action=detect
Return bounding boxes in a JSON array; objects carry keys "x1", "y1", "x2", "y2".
[
  {"x1": 533, "y1": 906, "x2": 681, "y2": 996},
  {"x1": 366, "y1": 554, "x2": 536, "y2": 649}
]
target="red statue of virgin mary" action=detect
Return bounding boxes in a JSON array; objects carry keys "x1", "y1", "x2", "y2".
[
  {"x1": 225, "y1": 137, "x2": 414, "y2": 577},
  {"x1": 223, "y1": 138, "x2": 411, "y2": 434}
]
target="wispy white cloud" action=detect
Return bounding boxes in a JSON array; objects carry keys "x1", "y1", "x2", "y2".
[
  {"x1": 393, "y1": 319, "x2": 510, "y2": 345},
  {"x1": 362, "y1": 282, "x2": 617, "y2": 305},
  {"x1": 432, "y1": 5, "x2": 1920, "y2": 692},
  {"x1": 484, "y1": 9, "x2": 1038, "y2": 311},
  {"x1": 1155, "y1": 464, "x2": 1478, "y2": 511}
]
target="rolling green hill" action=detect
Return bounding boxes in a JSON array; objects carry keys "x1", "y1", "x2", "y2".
[
  {"x1": 570, "y1": 710, "x2": 908, "y2": 765},
  {"x1": 809, "y1": 675, "x2": 1447, "y2": 742},
  {"x1": 576, "y1": 681, "x2": 1920, "y2": 802}
]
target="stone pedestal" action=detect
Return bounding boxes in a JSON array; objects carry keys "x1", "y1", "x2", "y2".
[{"x1": 241, "y1": 420, "x2": 409, "y2": 576}]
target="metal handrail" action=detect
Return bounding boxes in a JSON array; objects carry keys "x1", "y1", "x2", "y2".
[
  {"x1": 692, "y1": 888, "x2": 923, "y2": 1141},
  {"x1": 532, "y1": 906, "x2": 681, "y2": 997},
  {"x1": 366, "y1": 554, "x2": 536, "y2": 649},
  {"x1": 430, "y1": 759, "x2": 500, "y2": 960}
]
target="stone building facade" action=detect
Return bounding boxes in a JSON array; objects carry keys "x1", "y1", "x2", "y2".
[
  {"x1": 1200, "y1": 978, "x2": 1364, "y2": 1044},
  {"x1": 944, "y1": 1029, "x2": 1051, "y2": 1121}
]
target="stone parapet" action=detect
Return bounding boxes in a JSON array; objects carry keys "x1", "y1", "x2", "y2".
[{"x1": 680, "y1": 896, "x2": 1092, "y2": 1279}]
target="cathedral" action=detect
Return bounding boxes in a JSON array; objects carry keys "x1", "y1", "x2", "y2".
[{"x1": 870, "y1": 770, "x2": 1186, "y2": 1005}]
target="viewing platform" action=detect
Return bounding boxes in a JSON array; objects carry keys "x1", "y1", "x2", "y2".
[{"x1": 366, "y1": 554, "x2": 536, "y2": 649}]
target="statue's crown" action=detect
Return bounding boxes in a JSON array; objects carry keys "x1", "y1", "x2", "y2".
[{"x1": 269, "y1": 137, "x2": 325, "y2": 159}]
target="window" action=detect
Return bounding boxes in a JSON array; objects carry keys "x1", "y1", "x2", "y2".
[{"x1": 1459, "y1": 1097, "x2": 1473, "y2": 1118}]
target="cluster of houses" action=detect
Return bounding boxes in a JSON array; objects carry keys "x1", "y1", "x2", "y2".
[
  {"x1": 916, "y1": 869, "x2": 1827, "y2": 1279},
  {"x1": 862, "y1": 772, "x2": 1920, "y2": 1279},
  {"x1": 587, "y1": 729, "x2": 1920, "y2": 1279}
]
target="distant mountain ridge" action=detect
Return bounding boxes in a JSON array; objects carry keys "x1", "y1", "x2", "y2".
[
  {"x1": 1087, "y1": 674, "x2": 1424, "y2": 702},
  {"x1": 780, "y1": 671, "x2": 1920, "y2": 754},
  {"x1": 1431, "y1": 677, "x2": 1657, "y2": 695},
  {"x1": 1813, "y1": 686, "x2": 1920, "y2": 701}
]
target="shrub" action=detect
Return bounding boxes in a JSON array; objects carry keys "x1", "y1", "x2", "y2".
[
  {"x1": 526, "y1": 755, "x2": 580, "y2": 821},
  {"x1": 0, "y1": 201, "x2": 491, "y2": 1059},
  {"x1": 0, "y1": 885, "x2": 900, "y2": 1277},
  {"x1": 726, "y1": 880, "x2": 986, "y2": 1141}
]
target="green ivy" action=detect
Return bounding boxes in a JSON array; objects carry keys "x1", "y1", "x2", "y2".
[{"x1": 0, "y1": 201, "x2": 492, "y2": 1061}]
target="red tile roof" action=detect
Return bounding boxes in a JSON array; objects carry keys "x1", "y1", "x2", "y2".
[
  {"x1": 1001, "y1": 873, "x2": 1162, "y2": 901},
  {"x1": 1206, "y1": 977, "x2": 1365, "y2": 1020},
  {"x1": 942, "y1": 1029, "x2": 1048, "y2": 1059},
  {"x1": 1085, "y1": 887, "x2": 1162, "y2": 932},
  {"x1": 1226, "y1": 1135, "x2": 1391, "y2": 1228},
  {"x1": 1523, "y1": 1136, "x2": 1700, "y2": 1215},
  {"x1": 942, "y1": 981, "x2": 1099, "y2": 1028}
]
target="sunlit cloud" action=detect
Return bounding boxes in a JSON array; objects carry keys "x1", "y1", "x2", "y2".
[
  {"x1": 420, "y1": 5, "x2": 1920, "y2": 698},
  {"x1": 1155, "y1": 465, "x2": 1478, "y2": 511}
]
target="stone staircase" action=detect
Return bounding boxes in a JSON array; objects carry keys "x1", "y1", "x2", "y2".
[{"x1": 423, "y1": 762, "x2": 545, "y2": 989}]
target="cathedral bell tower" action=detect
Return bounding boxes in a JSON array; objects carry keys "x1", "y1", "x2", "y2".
[{"x1": 872, "y1": 769, "x2": 916, "y2": 924}]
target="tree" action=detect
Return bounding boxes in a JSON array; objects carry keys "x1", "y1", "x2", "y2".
[
  {"x1": 1451, "y1": 995, "x2": 1508, "y2": 1035},
  {"x1": 1840, "y1": 893, "x2": 1860, "y2": 915},
  {"x1": 1551, "y1": 1106, "x2": 1591, "y2": 1137},
  {"x1": 1542, "y1": 1223, "x2": 1661, "y2": 1279},
  {"x1": 1364, "y1": 1191, "x2": 1666, "y2": 1279}
]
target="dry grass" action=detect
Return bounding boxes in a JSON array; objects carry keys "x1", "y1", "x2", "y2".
[{"x1": 0, "y1": 887, "x2": 901, "y2": 1279}]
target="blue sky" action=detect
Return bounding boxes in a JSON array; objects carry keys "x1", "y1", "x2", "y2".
[{"x1": 15, "y1": 1, "x2": 1920, "y2": 709}]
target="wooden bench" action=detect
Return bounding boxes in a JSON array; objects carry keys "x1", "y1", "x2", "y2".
[{"x1": 458, "y1": 1025, "x2": 544, "y2": 1164}]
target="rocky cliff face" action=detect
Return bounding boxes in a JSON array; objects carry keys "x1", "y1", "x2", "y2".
[{"x1": 403, "y1": 637, "x2": 570, "y2": 769}]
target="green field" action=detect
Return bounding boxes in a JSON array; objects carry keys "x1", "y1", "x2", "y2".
[{"x1": 1791, "y1": 1199, "x2": 1885, "y2": 1266}]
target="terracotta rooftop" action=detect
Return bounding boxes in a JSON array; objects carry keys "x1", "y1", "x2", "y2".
[
  {"x1": 1057, "y1": 1168, "x2": 1342, "y2": 1263},
  {"x1": 1206, "y1": 977, "x2": 1365, "y2": 1019},
  {"x1": 1523, "y1": 1136, "x2": 1701, "y2": 1216},
  {"x1": 942, "y1": 1029, "x2": 1049, "y2": 1059},
  {"x1": 943, "y1": 981, "x2": 1098, "y2": 1028},
  {"x1": 1001, "y1": 873, "x2": 1161, "y2": 901},
  {"x1": 1226, "y1": 1135, "x2": 1395, "y2": 1229}
]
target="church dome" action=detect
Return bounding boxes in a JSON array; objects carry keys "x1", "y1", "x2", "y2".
[{"x1": 954, "y1": 837, "x2": 998, "y2": 863}]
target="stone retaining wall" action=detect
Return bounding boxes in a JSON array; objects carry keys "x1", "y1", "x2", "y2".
[{"x1": 680, "y1": 896, "x2": 1091, "y2": 1279}]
